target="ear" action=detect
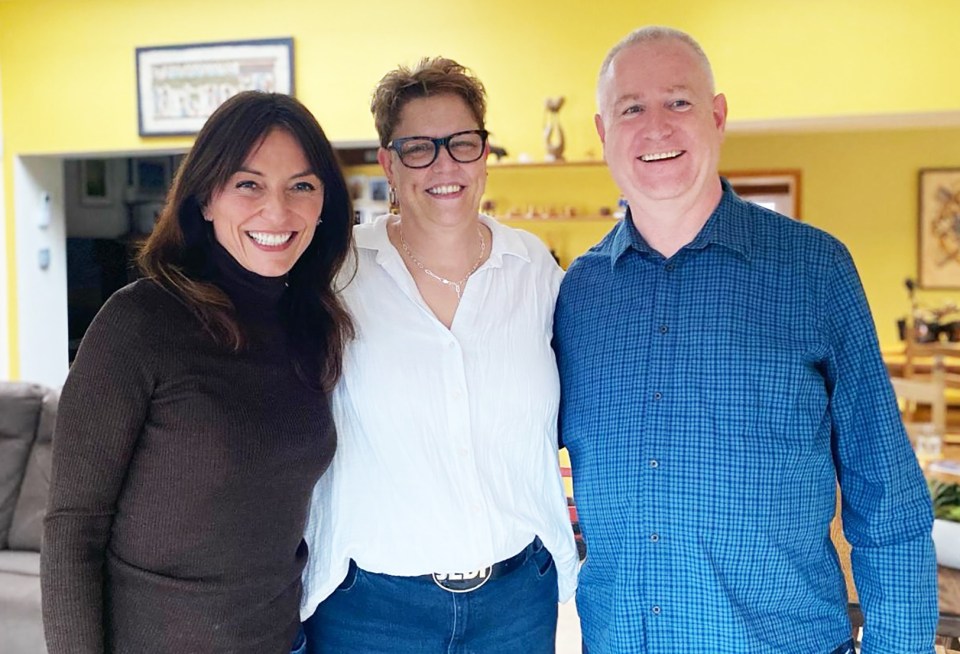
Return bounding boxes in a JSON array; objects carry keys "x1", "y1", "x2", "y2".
[
  {"x1": 594, "y1": 113, "x2": 606, "y2": 145},
  {"x1": 712, "y1": 93, "x2": 728, "y2": 134},
  {"x1": 377, "y1": 147, "x2": 395, "y2": 184}
]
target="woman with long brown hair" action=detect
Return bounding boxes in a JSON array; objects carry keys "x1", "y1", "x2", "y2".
[{"x1": 42, "y1": 91, "x2": 353, "y2": 654}]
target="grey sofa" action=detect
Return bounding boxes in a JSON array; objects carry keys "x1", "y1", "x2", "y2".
[{"x1": 0, "y1": 381, "x2": 57, "y2": 654}]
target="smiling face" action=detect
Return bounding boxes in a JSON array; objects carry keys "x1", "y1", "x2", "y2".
[
  {"x1": 595, "y1": 37, "x2": 727, "y2": 215},
  {"x1": 378, "y1": 94, "x2": 488, "y2": 229},
  {"x1": 205, "y1": 128, "x2": 323, "y2": 277}
]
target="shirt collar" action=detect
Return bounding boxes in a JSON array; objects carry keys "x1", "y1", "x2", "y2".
[
  {"x1": 610, "y1": 177, "x2": 752, "y2": 266},
  {"x1": 357, "y1": 213, "x2": 531, "y2": 269}
]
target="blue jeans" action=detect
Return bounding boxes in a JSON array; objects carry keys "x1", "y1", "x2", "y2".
[
  {"x1": 291, "y1": 625, "x2": 306, "y2": 654},
  {"x1": 303, "y1": 541, "x2": 558, "y2": 653}
]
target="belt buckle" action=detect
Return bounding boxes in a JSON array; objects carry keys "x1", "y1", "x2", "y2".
[{"x1": 431, "y1": 566, "x2": 493, "y2": 593}]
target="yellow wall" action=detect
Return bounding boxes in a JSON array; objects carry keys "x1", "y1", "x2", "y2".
[
  {"x1": 482, "y1": 126, "x2": 960, "y2": 349},
  {"x1": 3, "y1": 0, "x2": 960, "y2": 371},
  {"x1": 721, "y1": 127, "x2": 960, "y2": 347}
]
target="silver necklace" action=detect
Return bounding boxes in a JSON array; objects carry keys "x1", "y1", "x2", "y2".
[{"x1": 398, "y1": 223, "x2": 486, "y2": 299}]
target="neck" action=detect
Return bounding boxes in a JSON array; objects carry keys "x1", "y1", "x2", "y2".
[
  {"x1": 627, "y1": 181, "x2": 722, "y2": 258},
  {"x1": 391, "y1": 215, "x2": 489, "y2": 301},
  {"x1": 394, "y1": 215, "x2": 483, "y2": 268}
]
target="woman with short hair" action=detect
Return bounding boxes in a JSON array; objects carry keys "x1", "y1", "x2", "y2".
[{"x1": 300, "y1": 58, "x2": 577, "y2": 654}]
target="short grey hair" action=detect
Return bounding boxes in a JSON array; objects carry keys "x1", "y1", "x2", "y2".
[{"x1": 597, "y1": 26, "x2": 715, "y2": 107}]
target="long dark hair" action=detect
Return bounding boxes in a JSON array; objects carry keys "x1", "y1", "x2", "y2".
[{"x1": 138, "y1": 91, "x2": 354, "y2": 391}]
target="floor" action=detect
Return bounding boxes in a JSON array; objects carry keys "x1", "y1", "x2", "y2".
[{"x1": 556, "y1": 600, "x2": 582, "y2": 654}]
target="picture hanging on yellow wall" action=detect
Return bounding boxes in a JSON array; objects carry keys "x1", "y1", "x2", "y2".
[
  {"x1": 136, "y1": 38, "x2": 294, "y2": 137},
  {"x1": 918, "y1": 168, "x2": 960, "y2": 289}
]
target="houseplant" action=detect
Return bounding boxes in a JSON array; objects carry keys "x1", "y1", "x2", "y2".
[{"x1": 930, "y1": 479, "x2": 960, "y2": 569}]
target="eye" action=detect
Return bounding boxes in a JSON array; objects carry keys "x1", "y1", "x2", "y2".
[
  {"x1": 450, "y1": 138, "x2": 480, "y2": 153},
  {"x1": 291, "y1": 181, "x2": 318, "y2": 192},
  {"x1": 235, "y1": 179, "x2": 259, "y2": 190},
  {"x1": 621, "y1": 104, "x2": 643, "y2": 116},
  {"x1": 669, "y1": 99, "x2": 692, "y2": 110},
  {"x1": 402, "y1": 141, "x2": 434, "y2": 156}
]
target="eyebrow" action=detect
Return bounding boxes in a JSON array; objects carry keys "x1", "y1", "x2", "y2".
[
  {"x1": 613, "y1": 85, "x2": 692, "y2": 105},
  {"x1": 235, "y1": 167, "x2": 317, "y2": 179}
]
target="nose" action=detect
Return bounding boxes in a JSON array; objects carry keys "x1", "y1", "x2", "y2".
[
  {"x1": 260, "y1": 188, "x2": 289, "y2": 221},
  {"x1": 645, "y1": 108, "x2": 674, "y2": 140},
  {"x1": 431, "y1": 143, "x2": 458, "y2": 170}
]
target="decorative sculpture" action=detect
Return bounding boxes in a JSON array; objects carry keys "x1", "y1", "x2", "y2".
[{"x1": 544, "y1": 96, "x2": 565, "y2": 162}]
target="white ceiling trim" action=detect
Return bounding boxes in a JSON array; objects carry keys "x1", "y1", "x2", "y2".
[{"x1": 728, "y1": 110, "x2": 960, "y2": 134}]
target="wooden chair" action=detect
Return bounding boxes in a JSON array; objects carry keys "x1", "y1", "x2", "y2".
[
  {"x1": 832, "y1": 355, "x2": 960, "y2": 652},
  {"x1": 890, "y1": 355, "x2": 948, "y2": 445}
]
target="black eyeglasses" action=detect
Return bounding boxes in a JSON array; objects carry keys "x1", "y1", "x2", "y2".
[{"x1": 387, "y1": 129, "x2": 489, "y2": 169}]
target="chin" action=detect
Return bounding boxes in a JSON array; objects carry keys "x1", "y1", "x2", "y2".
[{"x1": 248, "y1": 261, "x2": 294, "y2": 278}]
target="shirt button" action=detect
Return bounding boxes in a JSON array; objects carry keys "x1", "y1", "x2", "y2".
[
  {"x1": 658, "y1": 324, "x2": 668, "y2": 334},
  {"x1": 653, "y1": 392, "x2": 663, "y2": 401},
  {"x1": 652, "y1": 606, "x2": 661, "y2": 615},
  {"x1": 665, "y1": 263, "x2": 675, "y2": 272},
  {"x1": 650, "y1": 459, "x2": 659, "y2": 468},
  {"x1": 447, "y1": 341, "x2": 456, "y2": 349},
  {"x1": 650, "y1": 533, "x2": 659, "y2": 542},
  {"x1": 452, "y1": 389, "x2": 462, "y2": 399}
]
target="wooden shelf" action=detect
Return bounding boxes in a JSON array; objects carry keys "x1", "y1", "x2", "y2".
[
  {"x1": 487, "y1": 159, "x2": 606, "y2": 170},
  {"x1": 498, "y1": 215, "x2": 619, "y2": 223}
]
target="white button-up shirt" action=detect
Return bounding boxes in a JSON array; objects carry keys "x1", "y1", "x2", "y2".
[{"x1": 301, "y1": 214, "x2": 578, "y2": 617}]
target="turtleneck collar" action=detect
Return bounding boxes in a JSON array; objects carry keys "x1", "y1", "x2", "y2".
[{"x1": 209, "y1": 240, "x2": 288, "y2": 319}]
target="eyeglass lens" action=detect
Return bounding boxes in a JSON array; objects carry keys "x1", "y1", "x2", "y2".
[{"x1": 397, "y1": 131, "x2": 486, "y2": 168}]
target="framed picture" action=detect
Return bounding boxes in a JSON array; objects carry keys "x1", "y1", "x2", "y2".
[
  {"x1": 918, "y1": 168, "x2": 960, "y2": 289},
  {"x1": 136, "y1": 37, "x2": 294, "y2": 136},
  {"x1": 80, "y1": 160, "x2": 111, "y2": 206},
  {"x1": 725, "y1": 170, "x2": 801, "y2": 219},
  {"x1": 369, "y1": 177, "x2": 390, "y2": 202},
  {"x1": 130, "y1": 157, "x2": 172, "y2": 201}
]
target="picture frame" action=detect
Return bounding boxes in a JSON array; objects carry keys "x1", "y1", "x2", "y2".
[
  {"x1": 80, "y1": 160, "x2": 111, "y2": 206},
  {"x1": 129, "y1": 156, "x2": 172, "y2": 201},
  {"x1": 918, "y1": 168, "x2": 960, "y2": 289},
  {"x1": 346, "y1": 175, "x2": 390, "y2": 224},
  {"x1": 136, "y1": 37, "x2": 294, "y2": 137},
  {"x1": 724, "y1": 170, "x2": 801, "y2": 219}
]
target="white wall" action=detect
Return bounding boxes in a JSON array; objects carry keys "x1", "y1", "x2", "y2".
[
  {"x1": 15, "y1": 156, "x2": 68, "y2": 387},
  {"x1": 0, "y1": 62, "x2": 8, "y2": 379}
]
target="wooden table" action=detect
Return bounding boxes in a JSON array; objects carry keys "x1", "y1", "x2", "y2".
[{"x1": 942, "y1": 566, "x2": 960, "y2": 614}]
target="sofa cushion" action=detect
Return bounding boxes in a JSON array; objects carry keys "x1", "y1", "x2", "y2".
[
  {"x1": 0, "y1": 382, "x2": 47, "y2": 548},
  {"x1": 0, "y1": 554, "x2": 46, "y2": 654},
  {"x1": 0, "y1": 549, "x2": 40, "y2": 575},
  {"x1": 9, "y1": 387, "x2": 57, "y2": 551}
]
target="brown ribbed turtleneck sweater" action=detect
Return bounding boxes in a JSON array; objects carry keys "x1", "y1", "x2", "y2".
[{"x1": 41, "y1": 246, "x2": 336, "y2": 653}]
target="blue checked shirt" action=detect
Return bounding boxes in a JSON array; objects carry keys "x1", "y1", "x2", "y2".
[{"x1": 554, "y1": 180, "x2": 937, "y2": 654}]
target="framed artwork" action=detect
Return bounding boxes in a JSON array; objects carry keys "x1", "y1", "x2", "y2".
[
  {"x1": 918, "y1": 168, "x2": 960, "y2": 289},
  {"x1": 346, "y1": 175, "x2": 389, "y2": 223},
  {"x1": 130, "y1": 157, "x2": 172, "y2": 201},
  {"x1": 724, "y1": 170, "x2": 801, "y2": 219},
  {"x1": 136, "y1": 37, "x2": 294, "y2": 136},
  {"x1": 80, "y1": 160, "x2": 111, "y2": 206}
]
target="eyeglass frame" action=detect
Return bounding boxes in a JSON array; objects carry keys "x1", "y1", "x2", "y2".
[{"x1": 386, "y1": 129, "x2": 490, "y2": 169}]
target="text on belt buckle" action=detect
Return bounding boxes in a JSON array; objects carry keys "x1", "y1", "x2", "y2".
[{"x1": 431, "y1": 566, "x2": 493, "y2": 593}]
